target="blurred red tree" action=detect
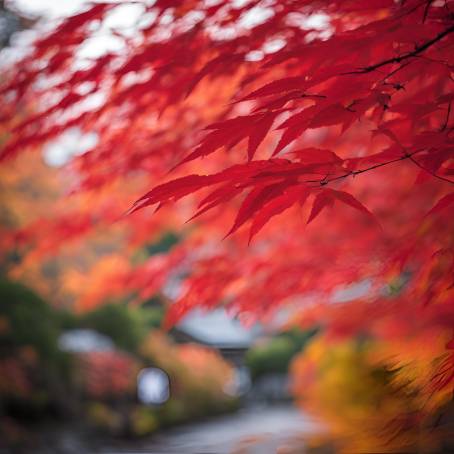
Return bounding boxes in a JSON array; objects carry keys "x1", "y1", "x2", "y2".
[{"x1": 1, "y1": 0, "x2": 453, "y2": 448}]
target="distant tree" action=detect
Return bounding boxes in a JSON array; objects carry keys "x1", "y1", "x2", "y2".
[
  {"x1": 82, "y1": 303, "x2": 147, "y2": 353},
  {"x1": 0, "y1": 278, "x2": 60, "y2": 361},
  {"x1": 246, "y1": 329, "x2": 316, "y2": 379},
  {"x1": 0, "y1": 1, "x2": 36, "y2": 49}
]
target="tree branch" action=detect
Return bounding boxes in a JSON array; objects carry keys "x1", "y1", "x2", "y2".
[
  {"x1": 304, "y1": 149, "x2": 454, "y2": 187},
  {"x1": 343, "y1": 25, "x2": 454, "y2": 75}
]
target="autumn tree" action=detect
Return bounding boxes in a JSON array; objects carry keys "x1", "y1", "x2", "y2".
[{"x1": 1, "y1": 0, "x2": 453, "y2": 450}]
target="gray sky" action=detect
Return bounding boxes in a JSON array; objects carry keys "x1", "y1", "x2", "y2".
[{"x1": 12, "y1": 0, "x2": 98, "y2": 18}]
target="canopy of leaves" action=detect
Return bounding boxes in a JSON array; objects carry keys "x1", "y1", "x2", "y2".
[{"x1": 0, "y1": 0, "x2": 453, "y2": 447}]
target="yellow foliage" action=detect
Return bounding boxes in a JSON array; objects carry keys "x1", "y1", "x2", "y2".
[{"x1": 290, "y1": 333, "x2": 453, "y2": 453}]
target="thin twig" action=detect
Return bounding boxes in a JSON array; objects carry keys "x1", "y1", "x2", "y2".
[
  {"x1": 380, "y1": 61, "x2": 412, "y2": 85},
  {"x1": 423, "y1": 0, "x2": 434, "y2": 23},
  {"x1": 303, "y1": 149, "x2": 454, "y2": 187},
  {"x1": 342, "y1": 25, "x2": 454, "y2": 75},
  {"x1": 407, "y1": 154, "x2": 454, "y2": 184},
  {"x1": 441, "y1": 101, "x2": 451, "y2": 131}
]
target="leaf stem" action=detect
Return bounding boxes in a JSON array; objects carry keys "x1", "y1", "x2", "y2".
[{"x1": 406, "y1": 154, "x2": 454, "y2": 184}]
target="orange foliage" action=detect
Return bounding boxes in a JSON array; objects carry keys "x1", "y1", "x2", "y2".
[{"x1": 141, "y1": 330, "x2": 233, "y2": 397}]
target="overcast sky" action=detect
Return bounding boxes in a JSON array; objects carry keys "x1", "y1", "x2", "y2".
[{"x1": 11, "y1": 0, "x2": 94, "y2": 18}]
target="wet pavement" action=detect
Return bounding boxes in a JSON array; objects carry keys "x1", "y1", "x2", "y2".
[{"x1": 100, "y1": 404, "x2": 323, "y2": 454}]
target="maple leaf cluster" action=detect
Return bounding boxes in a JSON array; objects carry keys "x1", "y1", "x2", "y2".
[{"x1": 0, "y1": 0, "x2": 453, "y2": 446}]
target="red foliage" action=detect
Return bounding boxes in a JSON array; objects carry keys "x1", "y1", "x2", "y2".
[
  {"x1": 1, "y1": 0, "x2": 453, "y2": 400},
  {"x1": 77, "y1": 351, "x2": 137, "y2": 399}
]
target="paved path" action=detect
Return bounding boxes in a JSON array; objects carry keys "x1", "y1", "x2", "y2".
[{"x1": 100, "y1": 404, "x2": 323, "y2": 454}]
